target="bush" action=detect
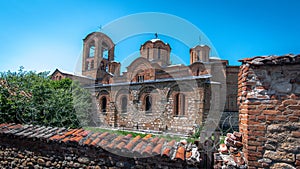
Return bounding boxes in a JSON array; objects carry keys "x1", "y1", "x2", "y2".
[{"x1": 0, "y1": 67, "x2": 92, "y2": 128}]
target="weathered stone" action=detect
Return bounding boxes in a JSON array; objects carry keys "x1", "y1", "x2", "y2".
[
  {"x1": 272, "y1": 82, "x2": 292, "y2": 93},
  {"x1": 73, "y1": 162, "x2": 80, "y2": 168},
  {"x1": 17, "y1": 153, "x2": 24, "y2": 159},
  {"x1": 296, "y1": 154, "x2": 300, "y2": 160},
  {"x1": 45, "y1": 161, "x2": 51, "y2": 167},
  {"x1": 265, "y1": 144, "x2": 276, "y2": 150},
  {"x1": 264, "y1": 150, "x2": 295, "y2": 162},
  {"x1": 258, "y1": 158, "x2": 272, "y2": 164},
  {"x1": 267, "y1": 124, "x2": 284, "y2": 133},
  {"x1": 37, "y1": 158, "x2": 45, "y2": 165},
  {"x1": 270, "y1": 163, "x2": 296, "y2": 169},
  {"x1": 78, "y1": 157, "x2": 90, "y2": 164},
  {"x1": 26, "y1": 162, "x2": 34, "y2": 166},
  {"x1": 279, "y1": 142, "x2": 300, "y2": 153}
]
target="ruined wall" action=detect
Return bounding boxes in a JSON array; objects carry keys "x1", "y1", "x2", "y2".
[
  {"x1": 0, "y1": 123, "x2": 201, "y2": 169},
  {"x1": 238, "y1": 55, "x2": 300, "y2": 169}
]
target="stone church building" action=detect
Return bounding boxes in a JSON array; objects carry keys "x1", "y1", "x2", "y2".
[{"x1": 52, "y1": 32, "x2": 239, "y2": 134}]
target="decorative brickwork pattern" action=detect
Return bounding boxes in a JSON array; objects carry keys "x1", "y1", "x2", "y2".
[{"x1": 238, "y1": 54, "x2": 300, "y2": 169}]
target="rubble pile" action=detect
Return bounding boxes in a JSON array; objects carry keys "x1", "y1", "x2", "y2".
[{"x1": 214, "y1": 131, "x2": 247, "y2": 169}]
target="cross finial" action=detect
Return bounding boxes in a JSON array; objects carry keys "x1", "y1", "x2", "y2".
[
  {"x1": 155, "y1": 33, "x2": 158, "y2": 39},
  {"x1": 98, "y1": 25, "x2": 102, "y2": 32},
  {"x1": 198, "y1": 35, "x2": 201, "y2": 44}
]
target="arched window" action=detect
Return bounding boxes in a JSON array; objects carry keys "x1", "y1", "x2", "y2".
[
  {"x1": 145, "y1": 95, "x2": 152, "y2": 112},
  {"x1": 102, "y1": 42, "x2": 109, "y2": 59},
  {"x1": 196, "y1": 69, "x2": 200, "y2": 76},
  {"x1": 147, "y1": 48, "x2": 150, "y2": 59},
  {"x1": 89, "y1": 45, "x2": 95, "y2": 58},
  {"x1": 174, "y1": 93, "x2": 185, "y2": 116},
  {"x1": 196, "y1": 50, "x2": 200, "y2": 61},
  {"x1": 121, "y1": 96, "x2": 127, "y2": 113},
  {"x1": 100, "y1": 61, "x2": 105, "y2": 70},
  {"x1": 101, "y1": 97, "x2": 107, "y2": 113},
  {"x1": 85, "y1": 61, "x2": 89, "y2": 70},
  {"x1": 157, "y1": 47, "x2": 161, "y2": 59},
  {"x1": 91, "y1": 60, "x2": 94, "y2": 69},
  {"x1": 137, "y1": 75, "x2": 144, "y2": 82}
]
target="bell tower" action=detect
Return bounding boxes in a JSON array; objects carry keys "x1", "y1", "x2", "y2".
[{"x1": 82, "y1": 32, "x2": 120, "y2": 80}]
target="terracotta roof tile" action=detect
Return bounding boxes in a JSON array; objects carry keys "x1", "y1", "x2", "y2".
[
  {"x1": 97, "y1": 132, "x2": 109, "y2": 140},
  {"x1": 124, "y1": 135, "x2": 141, "y2": 151},
  {"x1": 72, "y1": 129, "x2": 84, "y2": 136},
  {"x1": 150, "y1": 137, "x2": 160, "y2": 144},
  {"x1": 98, "y1": 134, "x2": 116, "y2": 148},
  {"x1": 115, "y1": 141, "x2": 126, "y2": 150},
  {"x1": 0, "y1": 123, "x2": 8, "y2": 128},
  {"x1": 8, "y1": 124, "x2": 22, "y2": 129},
  {"x1": 83, "y1": 132, "x2": 97, "y2": 145},
  {"x1": 162, "y1": 147, "x2": 172, "y2": 157},
  {"x1": 106, "y1": 135, "x2": 125, "y2": 150},
  {"x1": 90, "y1": 136, "x2": 102, "y2": 146},
  {"x1": 157, "y1": 138, "x2": 166, "y2": 144},
  {"x1": 80, "y1": 130, "x2": 91, "y2": 137},
  {"x1": 70, "y1": 136, "x2": 84, "y2": 143},
  {"x1": 167, "y1": 140, "x2": 176, "y2": 147},
  {"x1": 0, "y1": 123, "x2": 201, "y2": 164},
  {"x1": 142, "y1": 144, "x2": 153, "y2": 156},
  {"x1": 175, "y1": 146, "x2": 185, "y2": 161},
  {"x1": 186, "y1": 151, "x2": 192, "y2": 159},
  {"x1": 152, "y1": 143, "x2": 163, "y2": 155},
  {"x1": 132, "y1": 141, "x2": 146, "y2": 154}
]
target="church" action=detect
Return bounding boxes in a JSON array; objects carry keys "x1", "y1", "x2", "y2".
[{"x1": 51, "y1": 32, "x2": 239, "y2": 134}]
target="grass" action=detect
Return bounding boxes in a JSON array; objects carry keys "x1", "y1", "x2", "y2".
[
  {"x1": 83, "y1": 127, "x2": 226, "y2": 144},
  {"x1": 84, "y1": 127, "x2": 186, "y2": 142}
]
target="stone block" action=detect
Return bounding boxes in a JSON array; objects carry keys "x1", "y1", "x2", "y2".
[
  {"x1": 270, "y1": 163, "x2": 296, "y2": 169},
  {"x1": 264, "y1": 150, "x2": 295, "y2": 162}
]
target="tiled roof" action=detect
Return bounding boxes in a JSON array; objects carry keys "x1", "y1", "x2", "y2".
[
  {"x1": 0, "y1": 123, "x2": 201, "y2": 163},
  {"x1": 238, "y1": 54, "x2": 300, "y2": 65}
]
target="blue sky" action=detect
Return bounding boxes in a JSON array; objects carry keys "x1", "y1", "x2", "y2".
[{"x1": 1, "y1": 0, "x2": 300, "y2": 73}]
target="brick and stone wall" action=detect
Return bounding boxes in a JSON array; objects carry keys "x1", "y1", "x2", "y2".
[
  {"x1": 238, "y1": 54, "x2": 300, "y2": 169},
  {"x1": 96, "y1": 78, "x2": 213, "y2": 134}
]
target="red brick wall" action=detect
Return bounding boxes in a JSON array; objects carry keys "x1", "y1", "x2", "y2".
[{"x1": 238, "y1": 56, "x2": 300, "y2": 169}]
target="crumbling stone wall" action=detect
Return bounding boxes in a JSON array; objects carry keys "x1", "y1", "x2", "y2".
[
  {"x1": 238, "y1": 55, "x2": 300, "y2": 169},
  {"x1": 0, "y1": 124, "x2": 201, "y2": 169}
]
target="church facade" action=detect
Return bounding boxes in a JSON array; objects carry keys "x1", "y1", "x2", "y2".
[{"x1": 52, "y1": 32, "x2": 239, "y2": 134}]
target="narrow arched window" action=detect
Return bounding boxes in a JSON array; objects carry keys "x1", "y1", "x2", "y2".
[
  {"x1": 91, "y1": 60, "x2": 94, "y2": 69},
  {"x1": 147, "y1": 48, "x2": 150, "y2": 59},
  {"x1": 89, "y1": 45, "x2": 95, "y2": 58},
  {"x1": 85, "y1": 61, "x2": 89, "y2": 70},
  {"x1": 157, "y1": 47, "x2": 161, "y2": 59},
  {"x1": 174, "y1": 93, "x2": 185, "y2": 116},
  {"x1": 121, "y1": 96, "x2": 127, "y2": 113},
  {"x1": 101, "y1": 97, "x2": 107, "y2": 113},
  {"x1": 145, "y1": 95, "x2": 152, "y2": 112}
]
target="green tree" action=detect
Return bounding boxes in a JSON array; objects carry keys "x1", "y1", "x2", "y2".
[{"x1": 0, "y1": 67, "x2": 93, "y2": 128}]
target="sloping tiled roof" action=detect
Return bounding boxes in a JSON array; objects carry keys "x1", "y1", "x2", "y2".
[
  {"x1": 0, "y1": 123, "x2": 201, "y2": 163},
  {"x1": 238, "y1": 54, "x2": 300, "y2": 65}
]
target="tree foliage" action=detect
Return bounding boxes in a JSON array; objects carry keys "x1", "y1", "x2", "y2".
[{"x1": 0, "y1": 67, "x2": 93, "y2": 128}]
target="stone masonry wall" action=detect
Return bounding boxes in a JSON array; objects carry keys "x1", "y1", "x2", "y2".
[
  {"x1": 238, "y1": 55, "x2": 300, "y2": 169},
  {"x1": 96, "y1": 78, "x2": 211, "y2": 134}
]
